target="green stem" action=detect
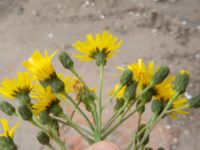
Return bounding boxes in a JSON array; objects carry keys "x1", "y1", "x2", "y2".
[
  {"x1": 96, "y1": 65, "x2": 104, "y2": 141},
  {"x1": 62, "y1": 92, "x2": 94, "y2": 131},
  {"x1": 55, "y1": 116, "x2": 94, "y2": 144},
  {"x1": 137, "y1": 93, "x2": 180, "y2": 149}
]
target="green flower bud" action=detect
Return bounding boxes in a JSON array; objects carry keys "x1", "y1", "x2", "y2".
[
  {"x1": 142, "y1": 89, "x2": 153, "y2": 103},
  {"x1": 50, "y1": 76, "x2": 65, "y2": 93},
  {"x1": 16, "y1": 93, "x2": 30, "y2": 105},
  {"x1": 153, "y1": 66, "x2": 169, "y2": 85},
  {"x1": 36, "y1": 131, "x2": 49, "y2": 145},
  {"x1": 151, "y1": 100, "x2": 164, "y2": 116},
  {"x1": 157, "y1": 148, "x2": 164, "y2": 150},
  {"x1": 95, "y1": 52, "x2": 106, "y2": 66},
  {"x1": 51, "y1": 104, "x2": 63, "y2": 117},
  {"x1": 0, "y1": 137, "x2": 17, "y2": 150},
  {"x1": 0, "y1": 101, "x2": 16, "y2": 116},
  {"x1": 39, "y1": 111, "x2": 51, "y2": 125},
  {"x1": 114, "y1": 99, "x2": 125, "y2": 112},
  {"x1": 173, "y1": 70, "x2": 189, "y2": 94},
  {"x1": 59, "y1": 51, "x2": 74, "y2": 69},
  {"x1": 18, "y1": 105, "x2": 32, "y2": 120},
  {"x1": 123, "y1": 81, "x2": 137, "y2": 101},
  {"x1": 80, "y1": 87, "x2": 95, "y2": 105},
  {"x1": 136, "y1": 101, "x2": 145, "y2": 114},
  {"x1": 120, "y1": 69, "x2": 133, "y2": 86},
  {"x1": 145, "y1": 148, "x2": 153, "y2": 150},
  {"x1": 48, "y1": 119, "x2": 59, "y2": 135},
  {"x1": 189, "y1": 95, "x2": 200, "y2": 109}
]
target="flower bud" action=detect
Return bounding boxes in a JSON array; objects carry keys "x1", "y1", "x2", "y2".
[
  {"x1": 59, "y1": 51, "x2": 74, "y2": 69},
  {"x1": 153, "y1": 66, "x2": 169, "y2": 85},
  {"x1": 136, "y1": 101, "x2": 145, "y2": 114},
  {"x1": 120, "y1": 69, "x2": 133, "y2": 86},
  {"x1": 37, "y1": 131, "x2": 49, "y2": 145},
  {"x1": 50, "y1": 76, "x2": 65, "y2": 93},
  {"x1": 18, "y1": 105, "x2": 32, "y2": 120},
  {"x1": 39, "y1": 111, "x2": 51, "y2": 125},
  {"x1": 114, "y1": 99, "x2": 125, "y2": 112},
  {"x1": 48, "y1": 119, "x2": 59, "y2": 135},
  {"x1": 95, "y1": 52, "x2": 106, "y2": 66},
  {"x1": 80, "y1": 87, "x2": 95, "y2": 105},
  {"x1": 151, "y1": 100, "x2": 164, "y2": 116},
  {"x1": 157, "y1": 148, "x2": 165, "y2": 150},
  {"x1": 0, "y1": 101, "x2": 16, "y2": 116},
  {"x1": 189, "y1": 95, "x2": 200, "y2": 109},
  {"x1": 142, "y1": 89, "x2": 153, "y2": 103},
  {"x1": 51, "y1": 104, "x2": 63, "y2": 117},
  {"x1": 145, "y1": 148, "x2": 153, "y2": 150},
  {"x1": 123, "y1": 81, "x2": 137, "y2": 101},
  {"x1": 0, "y1": 137, "x2": 17, "y2": 150},
  {"x1": 173, "y1": 70, "x2": 189, "y2": 94},
  {"x1": 16, "y1": 93, "x2": 31, "y2": 105}
]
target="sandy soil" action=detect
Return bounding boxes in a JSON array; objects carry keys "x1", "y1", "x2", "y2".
[{"x1": 0, "y1": 0, "x2": 200, "y2": 150}]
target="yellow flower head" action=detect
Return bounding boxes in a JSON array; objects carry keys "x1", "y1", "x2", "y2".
[
  {"x1": 23, "y1": 50, "x2": 57, "y2": 81},
  {"x1": 110, "y1": 84, "x2": 126, "y2": 100},
  {"x1": 71, "y1": 79, "x2": 96, "y2": 100},
  {"x1": 169, "y1": 98, "x2": 189, "y2": 119},
  {"x1": 154, "y1": 76, "x2": 175, "y2": 101},
  {"x1": 31, "y1": 85, "x2": 57, "y2": 115},
  {"x1": 0, "y1": 72, "x2": 34, "y2": 99},
  {"x1": 73, "y1": 31, "x2": 122, "y2": 61},
  {"x1": 180, "y1": 69, "x2": 189, "y2": 75},
  {"x1": 57, "y1": 74, "x2": 76, "y2": 93},
  {"x1": 118, "y1": 59, "x2": 154, "y2": 89},
  {"x1": 0, "y1": 118, "x2": 20, "y2": 138}
]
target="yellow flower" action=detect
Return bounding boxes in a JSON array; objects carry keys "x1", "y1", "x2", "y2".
[
  {"x1": 0, "y1": 72, "x2": 34, "y2": 99},
  {"x1": 31, "y1": 85, "x2": 57, "y2": 115},
  {"x1": 73, "y1": 31, "x2": 122, "y2": 61},
  {"x1": 0, "y1": 118, "x2": 20, "y2": 138},
  {"x1": 23, "y1": 50, "x2": 57, "y2": 81},
  {"x1": 118, "y1": 59, "x2": 154, "y2": 89},
  {"x1": 57, "y1": 74, "x2": 76, "y2": 93},
  {"x1": 169, "y1": 98, "x2": 189, "y2": 119},
  {"x1": 154, "y1": 76, "x2": 175, "y2": 101},
  {"x1": 110, "y1": 84, "x2": 126, "y2": 100}
]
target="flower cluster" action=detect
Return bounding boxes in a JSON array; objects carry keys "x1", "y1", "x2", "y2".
[{"x1": 0, "y1": 31, "x2": 199, "y2": 150}]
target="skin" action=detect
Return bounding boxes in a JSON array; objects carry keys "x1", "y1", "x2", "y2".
[{"x1": 86, "y1": 141, "x2": 120, "y2": 150}]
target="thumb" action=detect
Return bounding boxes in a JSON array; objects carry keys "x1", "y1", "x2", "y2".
[{"x1": 86, "y1": 141, "x2": 120, "y2": 150}]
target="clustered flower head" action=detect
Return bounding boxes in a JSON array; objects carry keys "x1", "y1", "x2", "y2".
[{"x1": 0, "y1": 31, "x2": 199, "y2": 150}]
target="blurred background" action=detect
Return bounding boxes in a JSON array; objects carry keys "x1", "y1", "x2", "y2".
[{"x1": 0, "y1": 0, "x2": 200, "y2": 150}]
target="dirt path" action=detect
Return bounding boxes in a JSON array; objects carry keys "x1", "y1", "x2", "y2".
[{"x1": 0, "y1": 0, "x2": 199, "y2": 149}]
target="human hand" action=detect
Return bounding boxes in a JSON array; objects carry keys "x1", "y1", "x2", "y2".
[{"x1": 86, "y1": 141, "x2": 120, "y2": 150}]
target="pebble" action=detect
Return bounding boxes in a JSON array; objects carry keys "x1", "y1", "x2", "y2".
[
  {"x1": 165, "y1": 125, "x2": 172, "y2": 130},
  {"x1": 82, "y1": 0, "x2": 90, "y2": 7},
  {"x1": 48, "y1": 33, "x2": 54, "y2": 38},
  {"x1": 172, "y1": 137, "x2": 178, "y2": 144},
  {"x1": 184, "y1": 92, "x2": 192, "y2": 99},
  {"x1": 32, "y1": 10, "x2": 39, "y2": 16},
  {"x1": 181, "y1": 20, "x2": 187, "y2": 26},
  {"x1": 197, "y1": 26, "x2": 200, "y2": 30},
  {"x1": 100, "y1": 14, "x2": 105, "y2": 20},
  {"x1": 195, "y1": 53, "x2": 200, "y2": 59}
]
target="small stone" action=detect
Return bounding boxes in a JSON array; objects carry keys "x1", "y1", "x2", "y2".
[
  {"x1": 32, "y1": 10, "x2": 39, "y2": 16},
  {"x1": 197, "y1": 26, "x2": 200, "y2": 30},
  {"x1": 100, "y1": 14, "x2": 105, "y2": 20},
  {"x1": 184, "y1": 92, "x2": 192, "y2": 99},
  {"x1": 48, "y1": 33, "x2": 54, "y2": 38},
  {"x1": 195, "y1": 53, "x2": 200, "y2": 59},
  {"x1": 172, "y1": 138, "x2": 178, "y2": 144},
  {"x1": 165, "y1": 125, "x2": 171, "y2": 130},
  {"x1": 82, "y1": 0, "x2": 90, "y2": 7},
  {"x1": 182, "y1": 20, "x2": 187, "y2": 26}
]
